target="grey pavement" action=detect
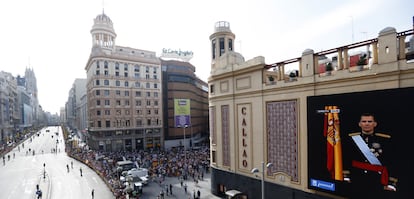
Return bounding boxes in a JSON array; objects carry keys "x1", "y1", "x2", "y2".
[
  {"x1": 36, "y1": 170, "x2": 50, "y2": 199},
  {"x1": 139, "y1": 171, "x2": 221, "y2": 199}
]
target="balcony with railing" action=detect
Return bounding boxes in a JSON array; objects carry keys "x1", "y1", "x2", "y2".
[{"x1": 263, "y1": 27, "x2": 414, "y2": 86}]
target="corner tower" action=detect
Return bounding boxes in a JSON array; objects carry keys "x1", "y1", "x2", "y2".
[
  {"x1": 209, "y1": 21, "x2": 235, "y2": 70},
  {"x1": 90, "y1": 12, "x2": 117, "y2": 52}
]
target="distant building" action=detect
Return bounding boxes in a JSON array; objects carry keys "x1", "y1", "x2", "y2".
[
  {"x1": 65, "y1": 78, "x2": 86, "y2": 134},
  {"x1": 84, "y1": 12, "x2": 163, "y2": 151},
  {"x1": 160, "y1": 59, "x2": 209, "y2": 150},
  {"x1": 0, "y1": 71, "x2": 18, "y2": 145}
]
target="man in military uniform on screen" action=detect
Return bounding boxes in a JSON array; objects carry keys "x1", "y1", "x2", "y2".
[{"x1": 344, "y1": 113, "x2": 397, "y2": 198}]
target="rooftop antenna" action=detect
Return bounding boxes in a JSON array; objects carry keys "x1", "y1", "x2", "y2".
[{"x1": 102, "y1": 0, "x2": 105, "y2": 14}]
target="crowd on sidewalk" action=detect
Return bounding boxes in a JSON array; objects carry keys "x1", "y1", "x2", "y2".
[{"x1": 68, "y1": 143, "x2": 210, "y2": 199}]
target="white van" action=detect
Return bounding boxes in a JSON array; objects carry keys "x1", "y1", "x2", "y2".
[
  {"x1": 116, "y1": 160, "x2": 135, "y2": 172},
  {"x1": 121, "y1": 173, "x2": 149, "y2": 185}
]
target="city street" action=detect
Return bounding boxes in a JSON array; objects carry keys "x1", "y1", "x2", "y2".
[
  {"x1": 1, "y1": 127, "x2": 221, "y2": 199},
  {"x1": 0, "y1": 126, "x2": 114, "y2": 199}
]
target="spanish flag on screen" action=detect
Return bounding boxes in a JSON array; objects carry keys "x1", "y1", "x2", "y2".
[{"x1": 324, "y1": 105, "x2": 343, "y2": 181}]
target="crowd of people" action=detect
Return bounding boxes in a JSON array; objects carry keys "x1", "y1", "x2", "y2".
[{"x1": 68, "y1": 143, "x2": 210, "y2": 199}]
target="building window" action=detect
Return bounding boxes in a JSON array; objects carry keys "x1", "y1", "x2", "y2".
[
  {"x1": 96, "y1": 80, "x2": 100, "y2": 86},
  {"x1": 124, "y1": 81, "x2": 129, "y2": 87},
  {"x1": 154, "y1": 109, "x2": 158, "y2": 115},
  {"x1": 154, "y1": 100, "x2": 158, "y2": 106},
  {"x1": 134, "y1": 64, "x2": 140, "y2": 72},
  {"x1": 228, "y1": 38, "x2": 233, "y2": 51},
  {"x1": 134, "y1": 73, "x2": 140, "y2": 79},
  {"x1": 154, "y1": 92, "x2": 158, "y2": 97},
  {"x1": 125, "y1": 91, "x2": 129, "y2": 96},
  {"x1": 124, "y1": 63, "x2": 128, "y2": 71},
  {"x1": 145, "y1": 74, "x2": 150, "y2": 79},
  {"x1": 96, "y1": 100, "x2": 101, "y2": 106},
  {"x1": 97, "y1": 121, "x2": 101, "y2": 127},
  {"x1": 115, "y1": 71, "x2": 119, "y2": 76},
  {"x1": 135, "y1": 91, "x2": 141, "y2": 97},
  {"x1": 104, "y1": 70, "x2": 108, "y2": 76},
  {"x1": 104, "y1": 61, "x2": 108, "y2": 69},
  {"x1": 135, "y1": 100, "x2": 141, "y2": 106},
  {"x1": 116, "y1": 110, "x2": 121, "y2": 115},
  {"x1": 104, "y1": 90, "x2": 110, "y2": 96},
  {"x1": 115, "y1": 62, "x2": 119, "y2": 70},
  {"x1": 212, "y1": 151, "x2": 216, "y2": 163},
  {"x1": 135, "y1": 82, "x2": 140, "y2": 88},
  {"x1": 96, "y1": 60, "x2": 100, "y2": 68},
  {"x1": 146, "y1": 100, "x2": 151, "y2": 106},
  {"x1": 145, "y1": 66, "x2": 149, "y2": 73},
  {"x1": 97, "y1": 110, "x2": 101, "y2": 116},
  {"x1": 115, "y1": 80, "x2": 120, "y2": 86},
  {"x1": 147, "y1": 119, "x2": 151, "y2": 125},
  {"x1": 154, "y1": 83, "x2": 158, "y2": 88},
  {"x1": 116, "y1": 100, "x2": 121, "y2": 106},
  {"x1": 210, "y1": 84, "x2": 215, "y2": 94},
  {"x1": 106, "y1": 120, "x2": 110, "y2": 127},
  {"x1": 124, "y1": 72, "x2": 128, "y2": 77},
  {"x1": 125, "y1": 110, "x2": 130, "y2": 115},
  {"x1": 146, "y1": 83, "x2": 150, "y2": 88},
  {"x1": 104, "y1": 100, "x2": 110, "y2": 106},
  {"x1": 96, "y1": 90, "x2": 100, "y2": 96},
  {"x1": 136, "y1": 109, "x2": 142, "y2": 115},
  {"x1": 146, "y1": 92, "x2": 151, "y2": 97},
  {"x1": 147, "y1": 110, "x2": 151, "y2": 115},
  {"x1": 153, "y1": 67, "x2": 157, "y2": 74},
  {"x1": 125, "y1": 100, "x2": 130, "y2": 106},
  {"x1": 219, "y1": 37, "x2": 225, "y2": 56},
  {"x1": 104, "y1": 79, "x2": 109, "y2": 85},
  {"x1": 105, "y1": 110, "x2": 110, "y2": 115},
  {"x1": 96, "y1": 70, "x2": 100, "y2": 75},
  {"x1": 212, "y1": 39, "x2": 216, "y2": 59},
  {"x1": 116, "y1": 90, "x2": 121, "y2": 96}
]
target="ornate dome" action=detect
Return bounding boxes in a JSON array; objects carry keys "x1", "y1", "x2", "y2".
[
  {"x1": 91, "y1": 12, "x2": 116, "y2": 36},
  {"x1": 94, "y1": 13, "x2": 113, "y2": 24},
  {"x1": 90, "y1": 12, "x2": 117, "y2": 50}
]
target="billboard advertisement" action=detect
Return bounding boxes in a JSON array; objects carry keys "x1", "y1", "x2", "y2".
[
  {"x1": 307, "y1": 87, "x2": 414, "y2": 198},
  {"x1": 174, "y1": 98, "x2": 191, "y2": 127}
]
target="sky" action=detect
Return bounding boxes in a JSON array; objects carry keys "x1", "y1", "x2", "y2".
[{"x1": 0, "y1": 0, "x2": 412, "y2": 114}]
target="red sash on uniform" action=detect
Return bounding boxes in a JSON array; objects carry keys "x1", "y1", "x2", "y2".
[{"x1": 352, "y1": 160, "x2": 388, "y2": 185}]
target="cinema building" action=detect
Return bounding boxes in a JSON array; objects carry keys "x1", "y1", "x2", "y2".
[{"x1": 208, "y1": 21, "x2": 414, "y2": 198}]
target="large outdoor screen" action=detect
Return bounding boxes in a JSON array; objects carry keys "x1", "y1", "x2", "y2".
[{"x1": 307, "y1": 87, "x2": 414, "y2": 198}]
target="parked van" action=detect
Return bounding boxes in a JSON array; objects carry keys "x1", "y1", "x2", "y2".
[
  {"x1": 120, "y1": 168, "x2": 149, "y2": 185},
  {"x1": 116, "y1": 160, "x2": 136, "y2": 172}
]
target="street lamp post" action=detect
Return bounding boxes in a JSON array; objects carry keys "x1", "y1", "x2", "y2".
[
  {"x1": 182, "y1": 125, "x2": 188, "y2": 161},
  {"x1": 251, "y1": 161, "x2": 273, "y2": 199}
]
